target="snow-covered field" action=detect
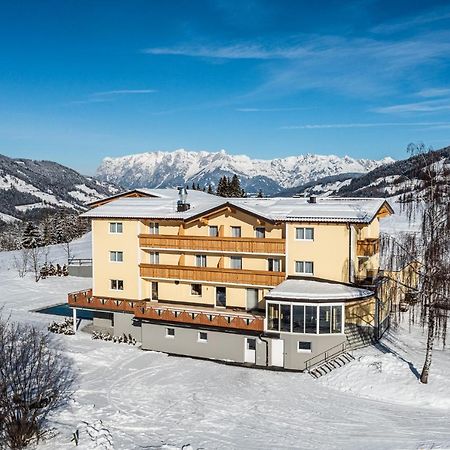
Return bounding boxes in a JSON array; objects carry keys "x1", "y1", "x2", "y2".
[{"x1": 1, "y1": 231, "x2": 450, "y2": 449}]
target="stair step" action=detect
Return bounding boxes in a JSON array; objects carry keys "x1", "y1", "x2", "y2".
[{"x1": 308, "y1": 351, "x2": 355, "y2": 378}]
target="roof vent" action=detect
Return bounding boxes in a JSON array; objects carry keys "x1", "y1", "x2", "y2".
[
  {"x1": 308, "y1": 195, "x2": 317, "y2": 204},
  {"x1": 177, "y1": 187, "x2": 190, "y2": 212}
]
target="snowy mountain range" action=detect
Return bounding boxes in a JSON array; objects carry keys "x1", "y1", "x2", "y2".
[
  {"x1": 281, "y1": 146, "x2": 450, "y2": 198},
  {"x1": 0, "y1": 154, "x2": 119, "y2": 224},
  {"x1": 96, "y1": 149, "x2": 394, "y2": 195}
]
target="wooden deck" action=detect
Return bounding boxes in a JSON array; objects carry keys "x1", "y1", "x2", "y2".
[{"x1": 68, "y1": 289, "x2": 264, "y2": 332}]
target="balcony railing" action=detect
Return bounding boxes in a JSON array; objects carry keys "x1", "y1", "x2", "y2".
[
  {"x1": 134, "y1": 302, "x2": 265, "y2": 332},
  {"x1": 357, "y1": 239, "x2": 379, "y2": 257},
  {"x1": 67, "y1": 289, "x2": 264, "y2": 332},
  {"x1": 68, "y1": 289, "x2": 144, "y2": 313},
  {"x1": 140, "y1": 263, "x2": 285, "y2": 287},
  {"x1": 139, "y1": 234, "x2": 285, "y2": 254}
]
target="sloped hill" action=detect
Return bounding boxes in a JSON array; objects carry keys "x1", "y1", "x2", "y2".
[{"x1": 0, "y1": 154, "x2": 119, "y2": 223}]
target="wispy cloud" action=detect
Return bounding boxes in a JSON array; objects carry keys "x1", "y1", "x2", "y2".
[
  {"x1": 417, "y1": 87, "x2": 450, "y2": 98},
  {"x1": 281, "y1": 122, "x2": 450, "y2": 129},
  {"x1": 91, "y1": 89, "x2": 157, "y2": 97},
  {"x1": 143, "y1": 43, "x2": 309, "y2": 60},
  {"x1": 372, "y1": 6, "x2": 450, "y2": 34},
  {"x1": 68, "y1": 89, "x2": 157, "y2": 105},
  {"x1": 144, "y1": 30, "x2": 450, "y2": 99},
  {"x1": 236, "y1": 107, "x2": 306, "y2": 112},
  {"x1": 373, "y1": 99, "x2": 450, "y2": 114}
]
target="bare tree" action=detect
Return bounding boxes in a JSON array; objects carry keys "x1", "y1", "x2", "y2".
[
  {"x1": 0, "y1": 315, "x2": 75, "y2": 449},
  {"x1": 382, "y1": 143, "x2": 450, "y2": 383},
  {"x1": 13, "y1": 248, "x2": 29, "y2": 278},
  {"x1": 28, "y1": 245, "x2": 44, "y2": 283}
]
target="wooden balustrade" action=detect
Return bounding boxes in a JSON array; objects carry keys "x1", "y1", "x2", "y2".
[
  {"x1": 139, "y1": 234, "x2": 285, "y2": 254},
  {"x1": 67, "y1": 289, "x2": 144, "y2": 313},
  {"x1": 140, "y1": 263, "x2": 285, "y2": 286},
  {"x1": 134, "y1": 303, "x2": 264, "y2": 332},
  {"x1": 67, "y1": 288, "x2": 264, "y2": 332},
  {"x1": 357, "y1": 239, "x2": 380, "y2": 257}
]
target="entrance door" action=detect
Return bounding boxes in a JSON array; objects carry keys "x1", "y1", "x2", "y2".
[
  {"x1": 216, "y1": 287, "x2": 226, "y2": 307},
  {"x1": 271, "y1": 339, "x2": 284, "y2": 367},
  {"x1": 244, "y1": 338, "x2": 256, "y2": 363},
  {"x1": 246, "y1": 288, "x2": 259, "y2": 311}
]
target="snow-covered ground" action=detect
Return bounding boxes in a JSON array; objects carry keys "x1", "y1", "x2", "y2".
[{"x1": 1, "y1": 231, "x2": 449, "y2": 449}]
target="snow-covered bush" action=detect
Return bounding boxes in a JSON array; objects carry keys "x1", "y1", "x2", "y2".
[{"x1": 48, "y1": 317, "x2": 74, "y2": 335}]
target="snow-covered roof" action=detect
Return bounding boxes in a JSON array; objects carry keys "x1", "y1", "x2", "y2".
[
  {"x1": 82, "y1": 188, "x2": 392, "y2": 224},
  {"x1": 265, "y1": 279, "x2": 374, "y2": 302}
]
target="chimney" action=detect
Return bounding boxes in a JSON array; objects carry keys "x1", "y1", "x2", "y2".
[
  {"x1": 177, "y1": 187, "x2": 190, "y2": 212},
  {"x1": 308, "y1": 195, "x2": 317, "y2": 204}
]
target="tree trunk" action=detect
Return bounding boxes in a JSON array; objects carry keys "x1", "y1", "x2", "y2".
[{"x1": 420, "y1": 306, "x2": 435, "y2": 384}]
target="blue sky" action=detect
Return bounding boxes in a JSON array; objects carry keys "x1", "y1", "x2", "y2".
[{"x1": 1, "y1": 0, "x2": 450, "y2": 174}]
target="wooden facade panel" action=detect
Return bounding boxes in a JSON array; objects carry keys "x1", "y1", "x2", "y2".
[
  {"x1": 139, "y1": 263, "x2": 285, "y2": 286},
  {"x1": 357, "y1": 239, "x2": 380, "y2": 257},
  {"x1": 139, "y1": 234, "x2": 285, "y2": 254}
]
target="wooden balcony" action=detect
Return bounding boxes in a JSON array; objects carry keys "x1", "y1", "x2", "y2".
[
  {"x1": 68, "y1": 289, "x2": 144, "y2": 313},
  {"x1": 357, "y1": 238, "x2": 379, "y2": 257},
  {"x1": 140, "y1": 263, "x2": 285, "y2": 287},
  {"x1": 67, "y1": 289, "x2": 264, "y2": 332},
  {"x1": 134, "y1": 302, "x2": 264, "y2": 332},
  {"x1": 139, "y1": 234, "x2": 285, "y2": 255}
]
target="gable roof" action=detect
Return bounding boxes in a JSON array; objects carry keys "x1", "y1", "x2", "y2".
[{"x1": 81, "y1": 189, "x2": 393, "y2": 224}]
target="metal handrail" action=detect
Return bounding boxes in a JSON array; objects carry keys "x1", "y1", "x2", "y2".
[
  {"x1": 68, "y1": 258, "x2": 93, "y2": 266},
  {"x1": 304, "y1": 341, "x2": 349, "y2": 372}
]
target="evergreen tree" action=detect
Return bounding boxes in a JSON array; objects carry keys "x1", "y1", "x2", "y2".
[
  {"x1": 196, "y1": 183, "x2": 200, "y2": 191},
  {"x1": 229, "y1": 174, "x2": 245, "y2": 197},
  {"x1": 21, "y1": 222, "x2": 41, "y2": 249},
  {"x1": 257, "y1": 189, "x2": 264, "y2": 198},
  {"x1": 207, "y1": 184, "x2": 214, "y2": 194},
  {"x1": 191, "y1": 182, "x2": 196, "y2": 190},
  {"x1": 216, "y1": 176, "x2": 227, "y2": 197}
]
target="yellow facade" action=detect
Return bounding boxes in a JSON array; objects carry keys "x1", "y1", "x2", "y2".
[{"x1": 91, "y1": 206, "x2": 383, "y2": 309}]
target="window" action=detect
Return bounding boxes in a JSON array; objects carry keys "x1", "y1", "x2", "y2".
[
  {"x1": 198, "y1": 331, "x2": 208, "y2": 342},
  {"x1": 331, "y1": 305, "x2": 343, "y2": 334},
  {"x1": 296, "y1": 227, "x2": 314, "y2": 240},
  {"x1": 209, "y1": 226, "x2": 219, "y2": 237},
  {"x1": 150, "y1": 252, "x2": 160, "y2": 264},
  {"x1": 319, "y1": 305, "x2": 343, "y2": 334},
  {"x1": 149, "y1": 222, "x2": 159, "y2": 235},
  {"x1": 295, "y1": 261, "x2": 314, "y2": 275},
  {"x1": 268, "y1": 258, "x2": 281, "y2": 272},
  {"x1": 191, "y1": 283, "x2": 202, "y2": 296},
  {"x1": 110, "y1": 279, "x2": 124, "y2": 291},
  {"x1": 280, "y1": 304, "x2": 291, "y2": 332},
  {"x1": 268, "y1": 303, "x2": 342, "y2": 335},
  {"x1": 196, "y1": 255, "x2": 207, "y2": 267},
  {"x1": 298, "y1": 341, "x2": 312, "y2": 352},
  {"x1": 292, "y1": 305, "x2": 305, "y2": 333},
  {"x1": 109, "y1": 222, "x2": 123, "y2": 233},
  {"x1": 230, "y1": 256, "x2": 242, "y2": 270},
  {"x1": 305, "y1": 305, "x2": 317, "y2": 333},
  {"x1": 246, "y1": 338, "x2": 256, "y2": 350},
  {"x1": 268, "y1": 303, "x2": 280, "y2": 331},
  {"x1": 166, "y1": 327, "x2": 175, "y2": 338},
  {"x1": 110, "y1": 251, "x2": 123, "y2": 262},
  {"x1": 255, "y1": 227, "x2": 265, "y2": 238},
  {"x1": 151, "y1": 282, "x2": 158, "y2": 300},
  {"x1": 231, "y1": 226, "x2": 241, "y2": 238}
]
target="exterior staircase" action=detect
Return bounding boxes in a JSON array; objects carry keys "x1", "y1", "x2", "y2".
[
  {"x1": 345, "y1": 324, "x2": 377, "y2": 350},
  {"x1": 308, "y1": 352, "x2": 355, "y2": 379}
]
